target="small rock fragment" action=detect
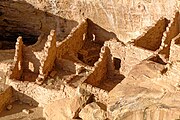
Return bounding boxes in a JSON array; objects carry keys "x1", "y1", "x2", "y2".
[
  {"x1": 50, "y1": 70, "x2": 57, "y2": 77},
  {"x1": 29, "y1": 103, "x2": 33, "y2": 107},
  {"x1": 47, "y1": 78, "x2": 54, "y2": 85},
  {"x1": 19, "y1": 101, "x2": 23, "y2": 105},
  {"x1": 6, "y1": 104, "x2": 13, "y2": 110},
  {"x1": 22, "y1": 109, "x2": 30, "y2": 114},
  {"x1": 79, "y1": 102, "x2": 107, "y2": 120}
]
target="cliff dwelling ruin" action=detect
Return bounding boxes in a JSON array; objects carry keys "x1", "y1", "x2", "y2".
[{"x1": 0, "y1": 0, "x2": 180, "y2": 120}]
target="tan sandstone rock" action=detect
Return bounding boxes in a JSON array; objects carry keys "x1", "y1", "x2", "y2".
[
  {"x1": 79, "y1": 102, "x2": 107, "y2": 120},
  {"x1": 0, "y1": 84, "x2": 13, "y2": 113},
  {"x1": 43, "y1": 91, "x2": 91, "y2": 120},
  {"x1": 107, "y1": 59, "x2": 166, "y2": 119}
]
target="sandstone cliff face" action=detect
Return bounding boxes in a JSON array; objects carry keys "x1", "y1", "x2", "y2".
[{"x1": 22, "y1": 0, "x2": 178, "y2": 42}]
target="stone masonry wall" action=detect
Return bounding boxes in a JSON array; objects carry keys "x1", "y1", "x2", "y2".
[
  {"x1": 104, "y1": 41, "x2": 126, "y2": 61},
  {"x1": 23, "y1": 45, "x2": 42, "y2": 74},
  {"x1": 56, "y1": 20, "x2": 87, "y2": 59},
  {"x1": 85, "y1": 46, "x2": 110, "y2": 86},
  {"x1": 133, "y1": 18, "x2": 169, "y2": 51},
  {"x1": 9, "y1": 37, "x2": 23, "y2": 80},
  {"x1": 122, "y1": 45, "x2": 154, "y2": 76},
  {"x1": 22, "y1": 30, "x2": 56, "y2": 81},
  {"x1": 170, "y1": 33, "x2": 180, "y2": 62},
  {"x1": 23, "y1": 34, "x2": 50, "y2": 75},
  {"x1": 39, "y1": 30, "x2": 57, "y2": 78},
  {"x1": 9, "y1": 79, "x2": 77, "y2": 107},
  {"x1": 104, "y1": 41, "x2": 154, "y2": 76},
  {"x1": 80, "y1": 83, "x2": 108, "y2": 104},
  {"x1": 159, "y1": 12, "x2": 180, "y2": 59},
  {"x1": 86, "y1": 19, "x2": 119, "y2": 44}
]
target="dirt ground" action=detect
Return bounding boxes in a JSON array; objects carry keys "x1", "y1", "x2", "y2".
[{"x1": 0, "y1": 101, "x2": 45, "y2": 120}]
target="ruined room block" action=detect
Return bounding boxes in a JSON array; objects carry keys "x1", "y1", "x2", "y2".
[
  {"x1": 84, "y1": 46, "x2": 110, "y2": 86},
  {"x1": 56, "y1": 20, "x2": 87, "y2": 59},
  {"x1": 9, "y1": 36, "x2": 23, "y2": 80}
]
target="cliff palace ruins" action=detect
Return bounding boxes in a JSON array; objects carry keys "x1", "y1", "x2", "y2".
[{"x1": 0, "y1": 0, "x2": 180, "y2": 120}]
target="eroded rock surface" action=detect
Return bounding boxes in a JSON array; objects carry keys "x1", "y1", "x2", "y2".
[
  {"x1": 79, "y1": 102, "x2": 107, "y2": 120},
  {"x1": 43, "y1": 89, "x2": 91, "y2": 120},
  {"x1": 23, "y1": 0, "x2": 178, "y2": 42}
]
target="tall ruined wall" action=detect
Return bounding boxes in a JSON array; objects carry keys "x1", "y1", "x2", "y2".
[
  {"x1": 23, "y1": 44, "x2": 42, "y2": 80},
  {"x1": 23, "y1": 34, "x2": 49, "y2": 75},
  {"x1": 105, "y1": 41, "x2": 154, "y2": 76},
  {"x1": 23, "y1": 30, "x2": 56, "y2": 81},
  {"x1": 9, "y1": 37, "x2": 23, "y2": 80},
  {"x1": 85, "y1": 46, "x2": 110, "y2": 86},
  {"x1": 159, "y1": 12, "x2": 180, "y2": 59},
  {"x1": 39, "y1": 30, "x2": 56, "y2": 78},
  {"x1": 170, "y1": 33, "x2": 180, "y2": 62},
  {"x1": 56, "y1": 20, "x2": 87, "y2": 59},
  {"x1": 133, "y1": 18, "x2": 169, "y2": 51},
  {"x1": 23, "y1": 0, "x2": 178, "y2": 42}
]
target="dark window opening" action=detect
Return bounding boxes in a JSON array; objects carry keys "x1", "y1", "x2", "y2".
[
  {"x1": 78, "y1": 53, "x2": 83, "y2": 61},
  {"x1": 113, "y1": 57, "x2": 121, "y2": 70}
]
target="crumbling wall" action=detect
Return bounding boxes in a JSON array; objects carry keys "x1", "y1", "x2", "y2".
[
  {"x1": 56, "y1": 20, "x2": 87, "y2": 59},
  {"x1": 23, "y1": 40, "x2": 42, "y2": 81},
  {"x1": 123, "y1": 46, "x2": 154, "y2": 76},
  {"x1": 39, "y1": 30, "x2": 56, "y2": 79},
  {"x1": 80, "y1": 83, "x2": 108, "y2": 104},
  {"x1": 86, "y1": 19, "x2": 118, "y2": 44},
  {"x1": 105, "y1": 41, "x2": 154, "y2": 76},
  {"x1": 22, "y1": 30, "x2": 56, "y2": 82},
  {"x1": 9, "y1": 37, "x2": 23, "y2": 80},
  {"x1": 170, "y1": 33, "x2": 180, "y2": 62},
  {"x1": 133, "y1": 18, "x2": 169, "y2": 51},
  {"x1": 9, "y1": 79, "x2": 77, "y2": 107},
  {"x1": 85, "y1": 46, "x2": 110, "y2": 86},
  {"x1": 159, "y1": 12, "x2": 180, "y2": 59},
  {"x1": 104, "y1": 41, "x2": 126, "y2": 60},
  {"x1": 23, "y1": 34, "x2": 49, "y2": 75}
]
